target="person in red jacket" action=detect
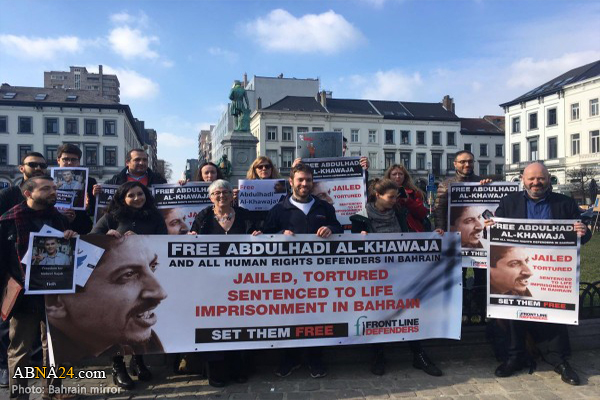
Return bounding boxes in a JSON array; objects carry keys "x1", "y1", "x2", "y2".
[{"x1": 383, "y1": 164, "x2": 429, "y2": 232}]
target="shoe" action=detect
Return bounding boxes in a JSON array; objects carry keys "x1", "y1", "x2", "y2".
[
  {"x1": 370, "y1": 354, "x2": 385, "y2": 376},
  {"x1": 113, "y1": 358, "x2": 135, "y2": 390},
  {"x1": 495, "y1": 358, "x2": 523, "y2": 378},
  {"x1": 130, "y1": 355, "x2": 152, "y2": 381},
  {"x1": 275, "y1": 357, "x2": 301, "y2": 378},
  {"x1": 308, "y1": 360, "x2": 328, "y2": 379},
  {"x1": 207, "y1": 360, "x2": 228, "y2": 388},
  {"x1": 413, "y1": 351, "x2": 442, "y2": 377},
  {"x1": 0, "y1": 368, "x2": 8, "y2": 388},
  {"x1": 554, "y1": 362, "x2": 580, "y2": 386}
]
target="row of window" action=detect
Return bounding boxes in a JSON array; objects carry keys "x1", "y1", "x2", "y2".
[
  {"x1": 265, "y1": 126, "x2": 458, "y2": 146},
  {"x1": 462, "y1": 143, "x2": 504, "y2": 158},
  {"x1": 381, "y1": 152, "x2": 502, "y2": 176},
  {"x1": 0, "y1": 116, "x2": 117, "y2": 136},
  {"x1": 510, "y1": 130, "x2": 600, "y2": 163},
  {"x1": 511, "y1": 99, "x2": 599, "y2": 134},
  {"x1": 0, "y1": 143, "x2": 117, "y2": 167}
]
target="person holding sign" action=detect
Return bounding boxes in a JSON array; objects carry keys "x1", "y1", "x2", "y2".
[
  {"x1": 0, "y1": 176, "x2": 76, "y2": 398},
  {"x1": 492, "y1": 162, "x2": 590, "y2": 385},
  {"x1": 91, "y1": 181, "x2": 167, "y2": 390},
  {"x1": 350, "y1": 178, "x2": 444, "y2": 377},
  {"x1": 384, "y1": 164, "x2": 429, "y2": 232},
  {"x1": 263, "y1": 163, "x2": 342, "y2": 379},
  {"x1": 188, "y1": 180, "x2": 259, "y2": 387}
]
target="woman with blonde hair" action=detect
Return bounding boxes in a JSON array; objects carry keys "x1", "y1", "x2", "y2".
[
  {"x1": 384, "y1": 164, "x2": 429, "y2": 232},
  {"x1": 245, "y1": 156, "x2": 281, "y2": 180}
]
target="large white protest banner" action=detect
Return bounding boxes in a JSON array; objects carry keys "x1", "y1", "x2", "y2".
[
  {"x1": 47, "y1": 232, "x2": 462, "y2": 365},
  {"x1": 152, "y1": 183, "x2": 211, "y2": 234},
  {"x1": 302, "y1": 157, "x2": 366, "y2": 228},
  {"x1": 448, "y1": 182, "x2": 520, "y2": 268},
  {"x1": 238, "y1": 179, "x2": 287, "y2": 211},
  {"x1": 487, "y1": 218, "x2": 580, "y2": 325}
]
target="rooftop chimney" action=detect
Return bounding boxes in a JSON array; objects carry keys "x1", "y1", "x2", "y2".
[
  {"x1": 320, "y1": 90, "x2": 327, "y2": 108},
  {"x1": 99, "y1": 65, "x2": 104, "y2": 97},
  {"x1": 256, "y1": 97, "x2": 262, "y2": 109},
  {"x1": 243, "y1": 72, "x2": 248, "y2": 88},
  {"x1": 442, "y1": 95, "x2": 455, "y2": 114}
]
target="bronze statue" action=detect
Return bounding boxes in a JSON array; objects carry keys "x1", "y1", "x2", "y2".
[{"x1": 229, "y1": 80, "x2": 250, "y2": 131}]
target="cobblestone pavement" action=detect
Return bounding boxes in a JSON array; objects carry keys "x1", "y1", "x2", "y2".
[{"x1": 2, "y1": 349, "x2": 599, "y2": 399}]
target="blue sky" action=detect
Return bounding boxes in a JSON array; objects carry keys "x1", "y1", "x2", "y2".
[{"x1": 2, "y1": 0, "x2": 599, "y2": 180}]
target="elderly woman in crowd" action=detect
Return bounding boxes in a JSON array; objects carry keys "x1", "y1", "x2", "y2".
[{"x1": 189, "y1": 180, "x2": 259, "y2": 386}]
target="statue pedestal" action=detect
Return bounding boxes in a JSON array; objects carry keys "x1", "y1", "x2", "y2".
[{"x1": 220, "y1": 129, "x2": 259, "y2": 186}]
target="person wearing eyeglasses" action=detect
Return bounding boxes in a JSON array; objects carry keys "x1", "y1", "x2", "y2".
[{"x1": 188, "y1": 180, "x2": 259, "y2": 387}]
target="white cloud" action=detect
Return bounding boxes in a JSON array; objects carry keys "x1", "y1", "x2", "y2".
[
  {"x1": 0, "y1": 35, "x2": 83, "y2": 60},
  {"x1": 246, "y1": 9, "x2": 365, "y2": 54},
  {"x1": 108, "y1": 26, "x2": 159, "y2": 60},
  {"x1": 110, "y1": 11, "x2": 149, "y2": 28},
  {"x1": 349, "y1": 70, "x2": 423, "y2": 100},
  {"x1": 98, "y1": 65, "x2": 159, "y2": 99},
  {"x1": 157, "y1": 132, "x2": 196, "y2": 148},
  {"x1": 507, "y1": 51, "x2": 600, "y2": 89},
  {"x1": 208, "y1": 47, "x2": 238, "y2": 63}
]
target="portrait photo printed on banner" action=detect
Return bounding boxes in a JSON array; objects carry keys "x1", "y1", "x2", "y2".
[
  {"x1": 302, "y1": 157, "x2": 366, "y2": 228},
  {"x1": 47, "y1": 232, "x2": 463, "y2": 365},
  {"x1": 50, "y1": 166, "x2": 89, "y2": 210},
  {"x1": 152, "y1": 182, "x2": 212, "y2": 233},
  {"x1": 296, "y1": 131, "x2": 344, "y2": 159},
  {"x1": 238, "y1": 179, "x2": 287, "y2": 212},
  {"x1": 24, "y1": 233, "x2": 77, "y2": 295},
  {"x1": 486, "y1": 218, "x2": 580, "y2": 325},
  {"x1": 46, "y1": 235, "x2": 166, "y2": 366},
  {"x1": 448, "y1": 182, "x2": 519, "y2": 268}
]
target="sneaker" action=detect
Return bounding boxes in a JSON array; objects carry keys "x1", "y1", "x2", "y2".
[
  {"x1": 0, "y1": 368, "x2": 8, "y2": 388},
  {"x1": 308, "y1": 361, "x2": 328, "y2": 379},
  {"x1": 275, "y1": 358, "x2": 301, "y2": 378}
]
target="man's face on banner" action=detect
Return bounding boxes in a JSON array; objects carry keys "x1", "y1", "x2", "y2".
[
  {"x1": 491, "y1": 247, "x2": 532, "y2": 295},
  {"x1": 164, "y1": 208, "x2": 189, "y2": 235},
  {"x1": 452, "y1": 207, "x2": 484, "y2": 247},
  {"x1": 62, "y1": 171, "x2": 73, "y2": 183},
  {"x1": 45, "y1": 239, "x2": 58, "y2": 255},
  {"x1": 312, "y1": 182, "x2": 334, "y2": 205},
  {"x1": 56, "y1": 237, "x2": 167, "y2": 348}
]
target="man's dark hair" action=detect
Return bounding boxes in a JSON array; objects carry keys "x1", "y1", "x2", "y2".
[
  {"x1": 454, "y1": 150, "x2": 474, "y2": 161},
  {"x1": 21, "y1": 175, "x2": 53, "y2": 195},
  {"x1": 489, "y1": 245, "x2": 514, "y2": 268},
  {"x1": 449, "y1": 206, "x2": 469, "y2": 226},
  {"x1": 21, "y1": 152, "x2": 46, "y2": 165},
  {"x1": 57, "y1": 144, "x2": 82, "y2": 160},
  {"x1": 126, "y1": 148, "x2": 147, "y2": 162},
  {"x1": 289, "y1": 163, "x2": 314, "y2": 180}
]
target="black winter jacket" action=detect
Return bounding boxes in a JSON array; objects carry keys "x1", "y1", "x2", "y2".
[
  {"x1": 91, "y1": 210, "x2": 167, "y2": 235},
  {"x1": 263, "y1": 195, "x2": 343, "y2": 234},
  {"x1": 104, "y1": 167, "x2": 167, "y2": 187}
]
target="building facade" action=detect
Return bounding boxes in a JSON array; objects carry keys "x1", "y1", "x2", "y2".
[
  {"x1": 199, "y1": 127, "x2": 213, "y2": 163},
  {"x1": 501, "y1": 60, "x2": 600, "y2": 192},
  {"x1": 250, "y1": 93, "x2": 470, "y2": 187},
  {"x1": 44, "y1": 65, "x2": 120, "y2": 103},
  {"x1": 0, "y1": 84, "x2": 144, "y2": 186},
  {"x1": 211, "y1": 74, "x2": 320, "y2": 162}
]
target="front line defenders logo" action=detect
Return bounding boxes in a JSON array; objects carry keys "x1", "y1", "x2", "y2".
[
  {"x1": 516, "y1": 309, "x2": 548, "y2": 321},
  {"x1": 355, "y1": 315, "x2": 368, "y2": 336}
]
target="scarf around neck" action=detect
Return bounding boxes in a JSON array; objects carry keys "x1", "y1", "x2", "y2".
[{"x1": 366, "y1": 203, "x2": 401, "y2": 233}]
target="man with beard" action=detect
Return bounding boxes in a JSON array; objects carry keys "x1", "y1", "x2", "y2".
[
  {"x1": 449, "y1": 206, "x2": 486, "y2": 248},
  {"x1": 0, "y1": 176, "x2": 77, "y2": 398},
  {"x1": 160, "y1": 208, "x2": 189, "y2": 235},
  {"x1": 0, "y1": 152, "x2": 48, "y2": 389},
  {"x1": 489, "y1": 246, "x2": 533, "y2": 296},
  {"x1": 264, "y1": 163, "x2": 342, "y2": 379},
  {"x1": 0, "y1": 152, "x2": 48, "y2": 215},
  {"x1": 56, "y1": 144, "x2": 97, "y2": 234},
  {"x1": 493, "y1": 162, "x2": 590, "y2": 385},
  {"x1": 45, "y1": 235, "x2": 167, "y2": 366}
]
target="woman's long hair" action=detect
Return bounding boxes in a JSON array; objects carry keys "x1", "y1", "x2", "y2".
[
  {"x1": 367, "y1": 178, "x2": 399, "y2": 203},
  {"x1": 194, "y1": 162, "x2": 224, "y2": 182},
  {"x1": 246, "y1": 156, "x2": 281, "y2": 179},
  {"x1": 105, "y1": 181, "x2": 159, "y2": 221},
  {"x1": 383, "y1": 164, "x2": 424, "y2": 199}
]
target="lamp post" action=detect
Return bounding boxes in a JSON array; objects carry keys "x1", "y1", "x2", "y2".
[{"x1": 426, "y1": 162, "x2": 434, "y2": 215}]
